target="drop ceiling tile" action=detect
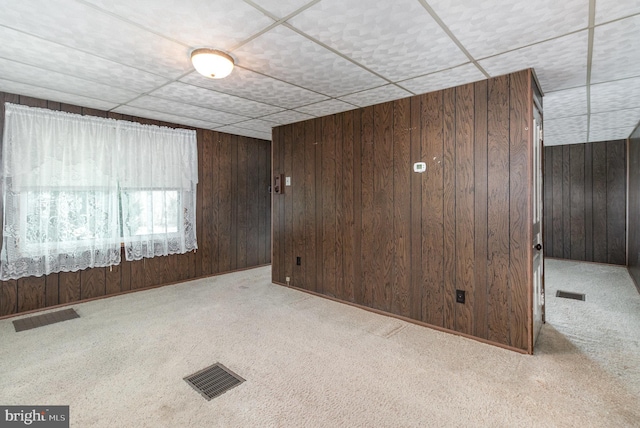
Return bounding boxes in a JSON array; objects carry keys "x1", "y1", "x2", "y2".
[
  {"x1": 0, "y1": 26, "x2": 169, "y2": 93},
  {"x1": 592, "y1": 15, "x2": 640, "y2": 84},
  {"x1": 544, "y1": 132, "x2": 588, "y2": 146},
  {"x1": 112, "y1": 105, "x2": 221, "y2": 130},
  {"x1": 127, "y1": 96, "x2": 249, "y2": 125},
  {"x1": 339, "y1": 85, "x2": 411, "y2": 108},
  {"x1": 544, "y1": 87, "x2": 587, "y2": 119},
  {"x1": 0, "y1": 58, "x2": 138, "y2": 104},
  {"x1": 180, "y1": 68, "x2": 329, "y2": 109},
  {"x1": 398, "y1": 63, "x2": 486, "y2": 95},
  {"x1": 0, "y1": 0, "x2": 191, "y2": 79},
  {"x1": 261, "y1": 110, "x2": 315, "y2": 125},
  {"x1": 233, "y1": 25, "x2": 386, "y2": 97},
  {"x1": 0, "y1": 78, "x2": 118, "y2": 111},
  {"x1": 149, "y1": 82, "x2": 283, "y2": 118},
  {"x1": 82, "y1": 0, "x2": 273, "y2": 49},
  {"x1": 249, "y1": 0, "x2": 315, "y2": 18},
  {"x1": 544, "y1": 115, "x2": 588, "y2": 137},
  {"x1": 590, "y1": 77, "x2": 640, "y2": 113},
  {"x1": 214, "y1": 125, "x2": 272, "y2": 141},
  {"x1": 232, "y1": 119, "x2": 275, "y2": 133},
  {"x1": 296, "y1": 99, "x2": 356, "y2": 117},
  {"x1": 288, "y1": 0, "x2": 467, "y2": 81},
  {"x1": 479, "y1": 31, "x2": 588, "y2": 93},
  {"x1": 589, "y1": 127, "x2": 634, "y2": 142},
  {"x1": 595, "y1": 0, "x2": 640, "y2": 24},
  {"x1": 428, "y1": 0, "x2": 588, "y2": 58},
  {"x1": 589, "y1": 108, "x2": 640, "y2": 133}
]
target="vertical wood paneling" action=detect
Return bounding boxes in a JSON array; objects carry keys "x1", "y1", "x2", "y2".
[
  {"x1": 17, "y1": 277, "x2": 46, "y2": 312},
  {"x1": 592, "y1": 142, "x2": 607, "y2": 263},
  {"x1": 607, "y1": 141, "x2": 626, "y2": 265},
  {"x1": 218, "y1": 132, "x2": 233, "y2": 273},
  {"x1": 455, "y1": 83, "x2": 475, "y2": 336},
  {"x1": 210, "y1": 135, "x2": 222, "y2": 273},
  {"x1": 0, "y1": 91, "x2": 271, "y2": 317},
  {"x1": 80, "y1": 268, "x2": 105, "y2": 299},
  {"x1": 543, "y1": 141, "x2": 626, "y2": 265},
  {"x1": 59, "y1": 272, "x2": 81, "y2": 303},
  {"x1": 292, "y1": 123, "x2": 306, "y2": 288},
  {"x1": 303, "y1": 121, "x2": 317, "y2": 292},
  {"x1": 195, "y1": 128, "x2": 204, "y2": 279},
  {"x1": 105, "y1": 264, "x2": 121, "y2": 295},
  {"x1": 373, "y1": 102, "x2": 394, "y2": 312},
  {"x1": 569, "y1": 144, "x2": 586, "y2": 260},
  {"x1": 508, "y1": 71, "x2": 531, "y2": 351},
  {"x1": 321, "y1": 116, "x2": 336, "y2": 297},
  {"x1": 392, "y1": 97, "x2": 411, "y2": 317},
  {"x1": 360, "y1": 107, "x2": 374, "y2": 306},
  {"x1": 342, "y1": 110, "x2": 356, "y2": 303},
  {"x1": 311, "y1": 119, "x2": 322, "y2": 293},
  {"x1": 258, "y1": 137, "x2": 267, "y2": 266},
  {"x1": 335, "y1": 115, "x2": 344, "y2": 299},
  {"x1": 409, "y1": 96, "x2": 423, "y2": 321},
  {"x1": 352, "y1": 112, "x2": 363, "y2": 305},
  {"x1": 200, "y1": 130, "x2": 214, "y2": 276},
  {"x1": 246, "y1": 140, "x2": 259, "y2": 268},
  {"x1": 473, "y1": 80, "x2": 489, "y2": 339},
  {"x1": 237, "y1": 137, "x2": 249, "y2": 268},
  {"x1": 282, "y1": 130, "x2": 292, "y2": 280},
  {"x1": 271, "y1": 71, "x2": 536, "y2": 352},
  {"x1": 551, "y1": 148, "x2": 563, "y2": 258},
  {"x1": 45, "y1": 273, "x2": 59, "y2": 307},
  {"x1": 486, "y1": 75, "x2": 511, "y2": 345},
  {"x1": 0, "y1": 280, "x2": 18, "y2": 316},
  {"x1": 442, "y1": 89, "x2": 457, "y2": 331},
  {"x1": 422, "y1": 92, "x2": 444, "y2": 326},
  {"x1": 584, "y1": 144, "x2": 593, "y2": 261},
  {"x1": 562, "y1": 145, "x2": 571, "y2": 258}
]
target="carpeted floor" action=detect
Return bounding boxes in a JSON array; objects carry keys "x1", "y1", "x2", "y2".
[{"x1": 0, "y1": 259, "x2": 639, "y2": 427}]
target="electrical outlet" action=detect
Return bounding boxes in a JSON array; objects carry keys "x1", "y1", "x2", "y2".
[
  {"x1": 285, "y1": 276, "x2": 290, "y2": 283},
  {"x1": 296, "y1": 256, "x2": 301, "y2": 266},
  {"x1": 456, "y1": 289, "x2": 465, "y2": 304}
]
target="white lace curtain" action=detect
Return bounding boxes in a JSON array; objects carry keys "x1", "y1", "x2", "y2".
[{"x1": 0, "y1": 103, "x2": 198, "y2": 280}]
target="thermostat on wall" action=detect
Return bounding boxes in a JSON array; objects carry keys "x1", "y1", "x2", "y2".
[{"x1": 413, "y1": 162, "x2": 426, "y2": 173}]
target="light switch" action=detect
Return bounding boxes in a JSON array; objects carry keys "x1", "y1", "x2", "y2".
[
  {"x1": 413, "y1": 162, "x2": 426, "y2": 173},
  {"x1": 286, "y1": 176, "x2": 291, "y2": 186}
]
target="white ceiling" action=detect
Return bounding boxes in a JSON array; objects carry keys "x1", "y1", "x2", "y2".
[{"x1": 0, "y1": 0, "x2": 639, "y2": 145}]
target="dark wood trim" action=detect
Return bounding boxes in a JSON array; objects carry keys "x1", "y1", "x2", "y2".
[
  {"x1": 273, "y1": 280, "x2": 529, "y2": 355},
  {"x1": 0, "y1": 264, "x2": 271, "y2": 321}
]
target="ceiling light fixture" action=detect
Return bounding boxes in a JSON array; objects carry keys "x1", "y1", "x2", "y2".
[{"x1": 190, "y1": 48, "x2": 235, "y2": 79}]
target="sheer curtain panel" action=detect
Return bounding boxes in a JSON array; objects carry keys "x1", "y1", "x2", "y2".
[
  {"x1": 0, "y1": 103, "x2": 121, "y2": 280},
  {"x1": 0, "y1": 103, "x2": 198, "y2": 281},
  {"x1": 118, "y1": 122, "x2": 198, "y2": 260}
]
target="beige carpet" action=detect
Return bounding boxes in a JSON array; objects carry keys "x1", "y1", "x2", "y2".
[{"x1": 1, "y1": 259, "x2": 639, "y2": 427}]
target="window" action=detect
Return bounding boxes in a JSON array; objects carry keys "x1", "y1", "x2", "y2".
[{"x1": 0, "y1": 103, "x2": 198, "y2": 280}]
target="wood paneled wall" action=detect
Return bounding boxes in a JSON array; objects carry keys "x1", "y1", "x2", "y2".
[
  {"x1": 272, "y1": 70, "x2": 536, "y2": 353},
  {"x1": 628, "y1": 124, "x2": 640, "y2": 290},
  {"x1": 543, "y1": 141, "x2": 626, "y2": 264},
  {"x1": 0, "y1": 91, "x2": 271, "y2": 317}
]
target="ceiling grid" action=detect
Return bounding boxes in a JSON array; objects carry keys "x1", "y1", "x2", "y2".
[{"x1": 0, "y1": 0, "x2": 637, "y2": 144}]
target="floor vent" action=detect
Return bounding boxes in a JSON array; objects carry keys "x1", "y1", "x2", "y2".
[
  {"x1": 556, "y1": 290, "x2": 586, "y2": 301},
  {"x1": 184, "y1": 363, "x2": 245, "y2": 401},
  {"x1": 13, "y1": 308, "x2": 80, "y2": 332}
]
